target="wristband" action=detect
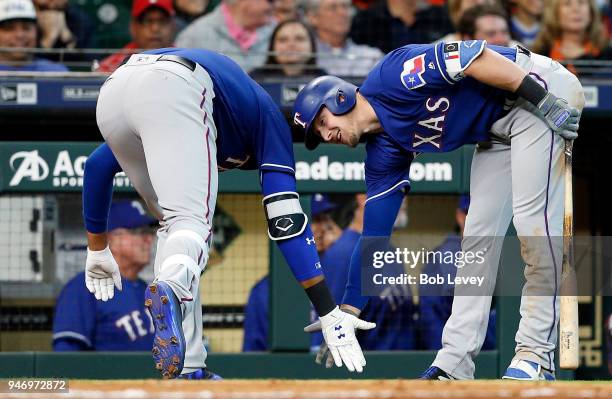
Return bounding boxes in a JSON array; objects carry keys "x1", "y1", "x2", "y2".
[
  {"x1": 305, "y1": 280, "x2": 336, "y2": 316},
  {"x1": 515, "y1": 75, "x2": 548, "y2": 109}
]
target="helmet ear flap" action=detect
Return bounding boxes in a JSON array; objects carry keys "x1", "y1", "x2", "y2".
[{"x1": 337, "y1": 90, "x2": 346, "y2": 106}]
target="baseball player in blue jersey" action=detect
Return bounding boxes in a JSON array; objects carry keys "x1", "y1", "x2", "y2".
[
  {"x1": 53, "y1": 200, "x2": 156, "y2": 351},
  {"x1": 293, "y1": 41, "x2": 584, "y2": 380},
  {"x1": 82, "y1": 48, "x2": 375, "y2": 379}
]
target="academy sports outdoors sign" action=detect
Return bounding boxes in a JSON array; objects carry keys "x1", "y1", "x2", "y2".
[{"x1": 0, "y1": 142, "x2": 470, "y2": 193}]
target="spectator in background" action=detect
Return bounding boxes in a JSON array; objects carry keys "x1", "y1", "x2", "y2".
[
  {"x1": 533, "y1": 0, "x2": 611, "y2": 70},
  {"x1": 0, "y1": 0, "x2": 67, "y2": 71},
  {"x1": 33, "y1": 0, "x2": 93, "y2": 63},
  {"x1": 418, "y1": 196, "x2": 496, "y2": 351},
  {"x1": 242, "y1": 275, "x2": 269, "y2": 351},
  {"x1": 457, "y1": 4, "x2": 516, "y2": 46},
  {"x1": 438, "y1": 0, "x2": 499, "y2": 43},
  {"x1": 350, "y1": 0, "x2": 453, "y2": 54},
  {"x1": 506, "y1": 0, "x2": 542, "y2": 48},
  {"x1": 174, "y1": 0, "x2": 219, "y2": 33},
  {"x1": 176, "y1": 0, "x2": 275, "y2": 72},
  {"x1": 305, "y1": 0, "x2": 382, "y2": 77},
  {"x1": 96, "y1": 0, "x2": 176, "y2": 73},
  {"x1": 53, "y1": 200, "x2": 157, "y2": 351},
  {"x1": 272, "y1": 0, "x2": 299, "y2": 22},
  {"x1": 250, "y1": 19, "x2": 326, "y2": 79}
]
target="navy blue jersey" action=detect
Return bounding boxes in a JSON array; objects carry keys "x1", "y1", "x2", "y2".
[
  {"x1": 242, "y1": 276, "x2": 269, "y2": 352},
  {"x1": 419, "y1": 234, "x2": 495, "y2": 350},
  {"x1": 53, "y1": 272, "x2": 154, "y2": 351},
  {"x1": 145, "y1": 48, "x2": 295, "y2": 175},
  {"x1": 360, "y1": 41, "x2": 517, "y2": 200}
]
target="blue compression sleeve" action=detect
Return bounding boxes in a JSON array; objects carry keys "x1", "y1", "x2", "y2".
[
  {"x1": 261, "y1": 170, "x2": 323, "y2": 282},
  {"x1": 342, "y1": 189, "x2": 405, "y2": 309},
  {"x1": 82, "y1": 143, "x2": 122, "y2": 233}
]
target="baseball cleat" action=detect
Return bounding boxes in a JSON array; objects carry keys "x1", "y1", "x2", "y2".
[
  {"x1": 419, "y1": 366, "x2": 455, "y2": 380},
  {"x1": 177, "y1": 368, "x2": 223, "y2": 380},
  {"x1": 144, "y1": 282, "x2": 186, "y2": 379},
  {"x1": 502, "y1": 359, "x2": 555, "y2": 381}
]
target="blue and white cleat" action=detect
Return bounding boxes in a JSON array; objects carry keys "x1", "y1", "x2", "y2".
[
  {"x1": 144, "y1": 281, "x2": 186, "y2": 379},
  {"x1": 419, "y1": 366, "x2": 455, "y2": 380},
  {"x1": 177, "y1": 368, "x2": 223, "y2": 380},
  {"x1": 502, "y1": 360, "x2": 555, "y2": 381}
]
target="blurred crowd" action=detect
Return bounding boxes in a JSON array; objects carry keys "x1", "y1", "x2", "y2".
[{"x1": 0, "y1": 0, "x2": 610, "y2": 75}]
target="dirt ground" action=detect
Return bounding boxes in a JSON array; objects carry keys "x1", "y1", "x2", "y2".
[{"x1": 1, "y1": 379, "x2": 612, "y2": 399}]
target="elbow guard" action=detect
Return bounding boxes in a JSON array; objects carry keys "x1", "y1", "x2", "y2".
[{"x1": 263, "y1": 191, "x2": 307, "y2": 240}]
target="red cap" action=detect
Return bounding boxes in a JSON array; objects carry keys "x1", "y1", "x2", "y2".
[{"x1": 131, "y1": 0, "x2": 175, "y2": 18}]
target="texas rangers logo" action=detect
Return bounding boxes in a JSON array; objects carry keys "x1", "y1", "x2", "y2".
[
  {"x1": 293, "y1": 112, "x2": 306, "y2": 128},
  {"x1": 400, "y1": 54, "x2": 427, "y2": 90}
]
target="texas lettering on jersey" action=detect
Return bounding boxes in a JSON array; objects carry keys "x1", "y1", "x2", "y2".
[
  {"x1": 115, "y1": 309, "x2": 155, "y2": 341},
  {"x1": 412, "y1": 97, "x2": 450, "y2": 150}
]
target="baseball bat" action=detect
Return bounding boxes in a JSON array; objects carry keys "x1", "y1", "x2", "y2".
[{"x1": 559, "y1": 139, "x2": 579, "y2": 370}]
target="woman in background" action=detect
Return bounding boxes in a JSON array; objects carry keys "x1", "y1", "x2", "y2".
[
  {"x1": 250, "y1": 19, "x2": 326, "y2": 80},
  {"x1": 533, "y1": 0, "x2": 611, "y2": 73}
]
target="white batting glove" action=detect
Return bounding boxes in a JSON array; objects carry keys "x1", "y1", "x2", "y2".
[
  {"x1": 312, "y1": 307, "x2": 376, "y2": 373},
  {"x1": 85, "y1": 246, "x2": 122, "y2": 302}
]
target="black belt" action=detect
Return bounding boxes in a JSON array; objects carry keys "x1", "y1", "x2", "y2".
[
  {"x1": 118, "y1": 54, "x2": 196, "y2": 71},
  {"x1": 157, "y1": 55, "x2": 196, "y2": 71}
]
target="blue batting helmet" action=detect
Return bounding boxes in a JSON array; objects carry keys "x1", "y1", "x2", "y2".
[{"x1": 293, "y1": 76, "x2": 358, "y2": 150}]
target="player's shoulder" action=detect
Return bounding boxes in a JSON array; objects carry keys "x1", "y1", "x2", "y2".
[
  {"x1": 362, "y1": 43, "x2": 440, "y2": 93},
  {"x1": 374, "y1": 44, "x2": 436, "y2": 71},
  {"x1": 248, "y1": 276, "x2": 269, "y2": 302}
]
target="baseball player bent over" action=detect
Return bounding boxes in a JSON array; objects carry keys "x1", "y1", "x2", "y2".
[
  {"x1": 293, "y1": 41, "x2": 584, "y2": 380},
  {"x1": 82, "y1": 48, "x2": 375, "y2": 379}
]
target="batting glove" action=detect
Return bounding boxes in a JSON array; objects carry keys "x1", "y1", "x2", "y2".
[
  {"x1": 537, "y1": 93, "x2": 581, "y2": 140},
  {"x1": 85, "y1": 246, "x2": 122, "y2": 302},
  {"x1": 308, "y1": 307, "x2": 376, "y2": 373}
]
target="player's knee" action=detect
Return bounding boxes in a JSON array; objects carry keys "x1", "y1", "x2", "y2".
[{"x1": 162, "y1": 230, "x2": 208, "y2": 264}]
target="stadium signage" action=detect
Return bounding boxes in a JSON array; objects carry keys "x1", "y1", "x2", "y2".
[
  {"x1": 295, "y1": 156, "x2": 453, "y2": 182},
  {"x1": 0, "y1": 142, "x2": 468, "y2": 193}
]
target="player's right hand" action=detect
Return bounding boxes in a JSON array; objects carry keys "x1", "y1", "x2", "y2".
[
  {"x1": 315, "y1": 306, "x2": 376, "y2": 373},
  {"x1": 537, "y1": 92, "x2": 581, "y2": 140},
  {"x1": 85, "y1": 246, "x2": 122, "y2": 302}
]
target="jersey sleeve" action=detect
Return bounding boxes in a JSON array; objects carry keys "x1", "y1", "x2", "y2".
[
  {"x1": 364, "y1": 134, "x2": 413, "y2": 203},
  {"x1": 255, "y1": 94, "x2": 296, "y2": 175},
  {"x1": 366, "y1": 41, "x2": 486, "y2": 96},
  {"x1": 52, "y1": 273, "x2": 96, "y2": 350},
  {"x1": 82, "y1": 143, "x2": 122, "y2": 233},
  {"x1": 434, "y1": 40, "x2": 487, "y2": 83}
]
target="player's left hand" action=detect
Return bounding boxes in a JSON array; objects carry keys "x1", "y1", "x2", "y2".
[
  {"x1": 537, "y1": 93, "x2": 581, "y2": 140},
  {"x1": 85, "y1": 246, "x2": 122, "y2": 302}
]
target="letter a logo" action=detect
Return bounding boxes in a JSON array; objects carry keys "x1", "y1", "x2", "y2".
[{"x1": 9, "y1": 150, "x2": 49, "y2": 186}]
